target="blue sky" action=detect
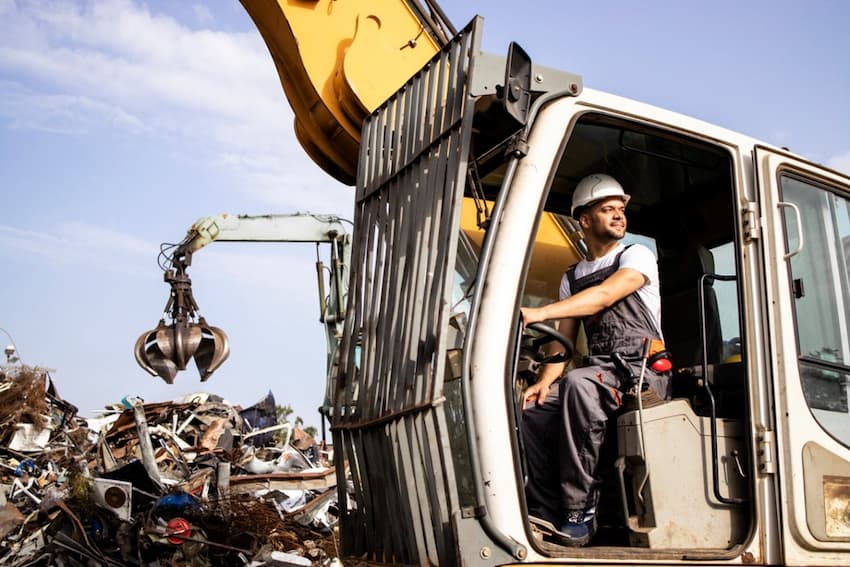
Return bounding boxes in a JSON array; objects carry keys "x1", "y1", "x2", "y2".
[{"x1": 2, "y1": 0, "x2": 849, "y2": 429}]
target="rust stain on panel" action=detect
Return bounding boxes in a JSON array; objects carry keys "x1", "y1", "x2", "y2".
[{"x1": 824, "y1": 475, "x2": 850, "y2": 538}]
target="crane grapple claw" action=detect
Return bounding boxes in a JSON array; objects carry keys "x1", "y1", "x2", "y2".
[
  {"x1": 135, "y1": 320, "x2": 180, "y2": 384},
  {"x1": 157, "y1": 324, "x2": 203, "y2": 370},
  {"x1": 135, "y1": 246, "x2": 230, "y2": 383},
  {"x1": 194, "y1": 319, "x2": 230, "y2": 382},
  {"x1": 135, "y1": 319, "x2": 229, "y2": 384}
]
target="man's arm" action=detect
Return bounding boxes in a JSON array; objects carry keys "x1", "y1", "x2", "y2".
[{"x1": 521, "y1": 267, "x2": 647, "y2": 326}]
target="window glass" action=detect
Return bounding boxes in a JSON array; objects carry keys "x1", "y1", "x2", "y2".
[
  {"x1": 623, "y1": 233, "x2": 657, "y2": 257},
  {"x1": 444, "y1": 229, "x2": 480, "y2": 508},
  {"x1": 781, "y1": 174, "x2": 850, "y2": 444},
  {"x1": 711, "y1": 242, "x2": 742, "y2": 361}
]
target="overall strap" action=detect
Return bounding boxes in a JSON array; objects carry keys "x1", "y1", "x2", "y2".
[{"x1": 565, "y1": 244, "x2": 632, "y2": 296}]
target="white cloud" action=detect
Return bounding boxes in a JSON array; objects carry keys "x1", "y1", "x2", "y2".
[
  {"x1": 0, "y1": 219, "x2": 325, "y2": 297},
  {"x1": 0, "y1": 80, "x2": 149, "y2": 135},
  {"x1": 0, "y1": 2, "x2": 283, "y2": 126},
  {"x1": 192, "y1": 4, "x2": 213, "y2": 25},
  {"x1": 215, "y1": 150, "x2": 354, "y2": 216},
  {"x1": 60, "y1": 221, "x2": 153, "y2": 256},
  {"x1": 193, "y1": 246, "x2": 321, "y2": 296},
  {"x1": 0, "y1": 0, "x2": 314, "y2": 206},
  {"x1": 0, "y1": 222, "x2": 154, "y2": 275},
  {"x1": 242, "y1": 172, "x2": 354, "y2": 217}
]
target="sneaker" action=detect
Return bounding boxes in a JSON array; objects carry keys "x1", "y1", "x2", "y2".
[{"x1": 553, "y1": 508, "x2": 597, "y2": 547}]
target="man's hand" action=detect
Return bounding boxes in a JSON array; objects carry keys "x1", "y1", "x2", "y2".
[
  {"x1": 522, "y1": 381, "x2": 551, "y2": 409},
  {"x1": 520, "y1": 306, "x2": 545, "y2": 327}
]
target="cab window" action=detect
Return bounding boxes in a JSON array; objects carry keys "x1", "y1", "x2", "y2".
[{"x1": 780, "y1": 174, "x2": 850, "y2": 444}]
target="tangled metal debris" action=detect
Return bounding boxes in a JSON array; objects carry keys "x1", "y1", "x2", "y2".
[{"x1": 0, "y1": 361, "x2": 344, "y2": 566}]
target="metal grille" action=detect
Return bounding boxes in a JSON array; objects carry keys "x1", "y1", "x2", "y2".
[{"x1": 331, "y1": 18, "x2": 482, "y2": 566}]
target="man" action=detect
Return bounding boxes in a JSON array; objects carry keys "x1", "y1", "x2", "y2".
[{"x1": 520, "y1": 173, "x2": 670, "y2": 546}]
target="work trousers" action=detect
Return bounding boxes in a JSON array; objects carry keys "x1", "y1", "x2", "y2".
[{"x1": 521, "y1": 361, "x2": 670, "y2": 525}]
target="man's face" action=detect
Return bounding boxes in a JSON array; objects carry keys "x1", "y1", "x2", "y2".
[{"x1": 581, "y1": 197, "x2": 627, "y2": 241}]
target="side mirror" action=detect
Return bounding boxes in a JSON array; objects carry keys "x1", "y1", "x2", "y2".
[{"x1": 503, "y1": 42, "x2": 532, "y2": 126}]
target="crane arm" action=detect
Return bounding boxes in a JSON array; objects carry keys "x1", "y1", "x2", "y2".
[
  {"x1": 183, "y1": 213, "x2": 350, "y2": 252},
  {"x1": 136, "y1": 212, "x2": 352, "y2": 385},
  {"x1": 179, "y1": 213, "x2": 352, "y2": 328}
]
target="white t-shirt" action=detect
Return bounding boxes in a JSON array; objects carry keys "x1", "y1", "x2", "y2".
[{"x1": 559, "y1": 243, "x2": 662, "y2": 337}]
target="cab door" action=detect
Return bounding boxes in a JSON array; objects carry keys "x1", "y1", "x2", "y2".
[{"x1": 756, "y1": 146, "x2": 850, "y2": 564}]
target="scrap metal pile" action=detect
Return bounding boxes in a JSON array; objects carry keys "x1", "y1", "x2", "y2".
[{"x1": 0, "y1": 363, "x2": 342, "y2": 566}]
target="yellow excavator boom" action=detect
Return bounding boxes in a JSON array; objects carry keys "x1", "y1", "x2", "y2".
[{"x1": 240, "y1": 0, "x2": 452, "y2": 185}]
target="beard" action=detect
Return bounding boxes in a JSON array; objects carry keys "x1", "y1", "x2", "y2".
[{"x1": 589, "y1": 222, "x2": 626, "y2": 242}]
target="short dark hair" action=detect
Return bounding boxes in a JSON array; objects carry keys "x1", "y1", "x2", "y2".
[{"x1": 572, "y1": 205, "x2": 588, "y2": 220}]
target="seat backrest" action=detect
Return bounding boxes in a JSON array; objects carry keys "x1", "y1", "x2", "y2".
[{"x1": 659, "y1": 244, "x2": 723, "y2": 369}]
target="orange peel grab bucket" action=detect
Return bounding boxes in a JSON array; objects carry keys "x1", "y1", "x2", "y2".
[{"x1": 134, "y1": 251, "x2": 229, "y2": 384}]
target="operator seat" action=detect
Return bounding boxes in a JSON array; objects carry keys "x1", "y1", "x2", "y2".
[{"x1": 658, "y1": 243, "x2": 723, "y2": 384}]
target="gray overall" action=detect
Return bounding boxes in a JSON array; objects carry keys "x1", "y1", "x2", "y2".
[{"x1": 522, "y1": 247, "x2": 671, "y2": 524}]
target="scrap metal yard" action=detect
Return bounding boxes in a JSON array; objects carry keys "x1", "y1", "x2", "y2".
[{"x1": 0, "y1": 358, "x2": 344, "y2": 566}]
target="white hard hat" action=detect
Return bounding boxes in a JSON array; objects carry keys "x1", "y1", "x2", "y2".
[{"x1": 571, "y1": 173, "x2": 630, "y2": 217}]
